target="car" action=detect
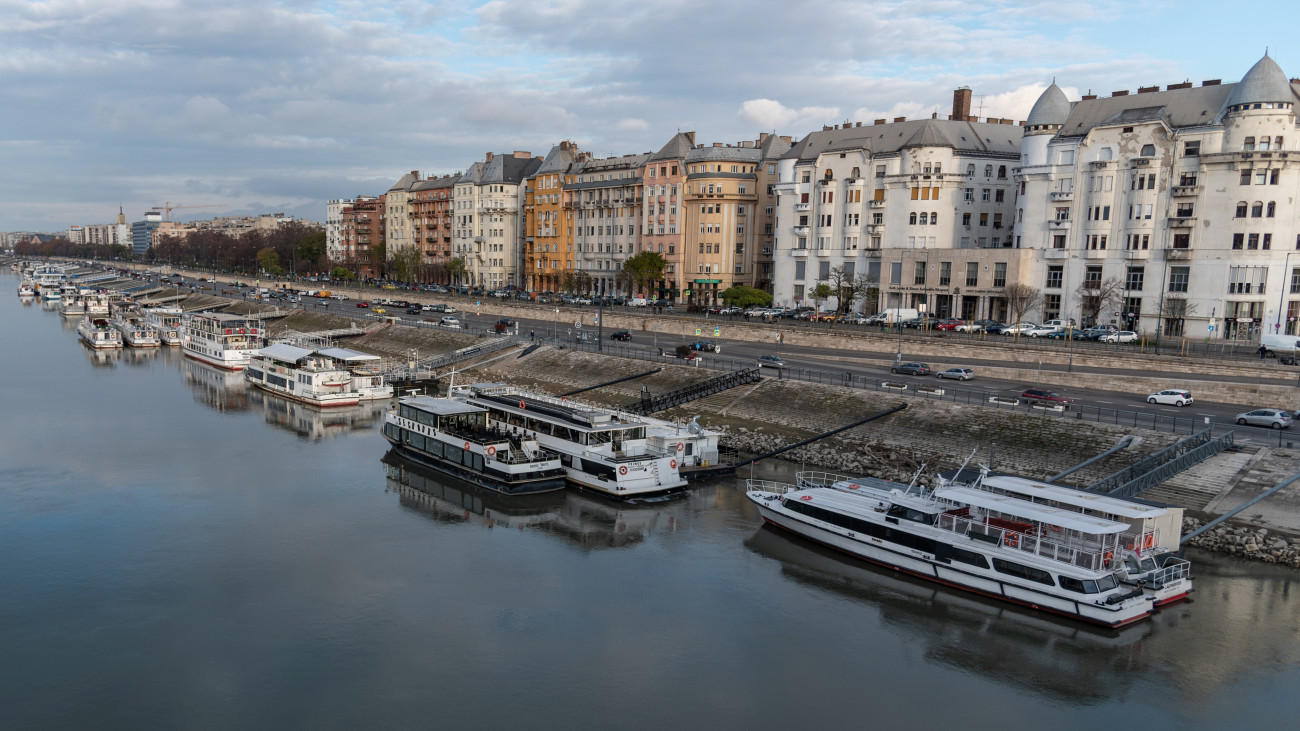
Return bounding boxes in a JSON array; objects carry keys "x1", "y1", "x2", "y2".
[
  {"x1": 758, "y1": 354, "x2": 787, "y2": 369},
  {"x1": 493, "y1": 318, "x2": 516, "y2": 333},
  {"x1": 1098, "y1": 330, "x2": 1138, "y2": 344},
  {"x1": 1045, "y1": 329, "x2": 1084, "y2": 340},
  {"x1": 373, "y1": 308, "x2": 387, "y2": 314},
  {"x1": 999, "y1": 322, "x2": 1038, "y2": 336},
  {"x1": 718, "y1": 306, "x2": 741, "y2": 315},
  {"x1": 1021, "y1": 388, "x2": 1073, "y2": 405},
  {"x1": 933, "y1": 318, "x2": 964, "y2": 331},
  {"x1": 440, "y1": 316, "x2": 461, "y2": 328},
  {"x1": 936, "y1": 367, "x2": 975, "y2": 381},
  {"x1": 356, "y1": 301, "x2": 369, "y2": 308},
  {"x1": 1148, "y1": 389, "x2": 1193, "y2": 407},
  {"x1": 891, "y1": 362, "x2": 931, "y2": 376},
  {"x1": 690, "y1": 341, "x2": 719, "y2": 352},
  {"x1": 1081, "y1": 325, "x2": 1119, "y2": 341},
  {"x1": 609, "y1": 331, "x2": 632, "y2": 341},
  {"x1": 1024, "y1": 325, "x2": 1059, "y2": 338},
  {"x1": 1236, "y1": 409, "x2": 1292, "y2": 429}
]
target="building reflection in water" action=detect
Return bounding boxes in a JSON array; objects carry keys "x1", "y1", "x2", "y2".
[
  {"x1": 181, "y1": 357, "x2": 251, "y2": 413},
  {"x1": 250, "y1": 389, "x2": 389, "y2": 441},
  {"x1": 744, "y1": 525, "x2": 1165, "y2": 703},
  {"x1": 381, "y1": 452, "x2": 703, "y2": 551}
]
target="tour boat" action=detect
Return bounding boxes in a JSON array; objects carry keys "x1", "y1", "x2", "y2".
[
  {"x1": 383, "y1": 395, "x2": 568, "y2": 495},
  {"x1": 453, "y1": 383, "x2": 688, "y2": 499},
  {"x1": 58, "y1": 290, "x2": 88, "y2": 317},
  {"x1": 18, "y1": 280, "x2": 36, "y2": 297},
  {"x1": 748, "y1": 475, "x2": 1157, "y2": 628},
  {"x1": 245, "y1": 343, "x2": 392, "y2": 408},
  {"x1": 143, "y1": 306, "x2": 183, "y2": 345},
  {"x1": 84, "y1": 292, "x2": 111, "y2": 316},
  {"x1": 114, "y1": 313, "x2": 161, "y2": 348},
  {"x1": 181, "y1": 312, "x2": 264, "y2": 370},
  {"x1": 77, "y1": 317, "x2": 123, "y2": 349}
]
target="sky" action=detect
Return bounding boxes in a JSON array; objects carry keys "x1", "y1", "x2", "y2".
[{"x1": 0, "y1": 0, "x2": 1293, "y2": 232}]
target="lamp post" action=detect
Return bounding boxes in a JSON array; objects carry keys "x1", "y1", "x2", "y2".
[
  {"x1": 1275, "y1": 251, "x2": 1292, "y2": 336},
  {"x1": 552, "y1": 307, "x2": 558, "y2": 341}
]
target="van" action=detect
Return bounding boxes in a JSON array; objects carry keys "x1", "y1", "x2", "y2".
[
  {"x1": 317, "y1": 290, "x2": 331, "y2": 298},
  {"x1": 629, "y1": 297, "x2": 648, "y2": 307},
  {"x1": 1041, "y1": 318, "x2": 1076, "y2": 331},
  {"x1": 1260, "y1": 334, "x2": 1300, "y2": 357},
  {"x1": 878, "y1": 308, "x2": 920, "y2": 324}
]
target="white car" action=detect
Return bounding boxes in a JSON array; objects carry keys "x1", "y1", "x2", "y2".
[
  {"x1": 1000, "y1": 322, "x2": 1038, "y2": 335},
  {"x1": 1100, "y1": 330, "x2": 1138, "y2": 343},
  {"x1": 330, "y1": 294, "x2": 348, "y2": 300},
  {"x1": 440, "y1": 316, "x2": 461, "y2": 328},
  {"x1": 1148, "y1": 389, "x2": 1193, "y2": 407},
  {"x1": 1025, "y1": 325, "x2": 1059, "y2": 337}
]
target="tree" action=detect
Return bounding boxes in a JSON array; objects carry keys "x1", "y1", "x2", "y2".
[
  {"x1": 331, "y1": 266, "x2": 356, "y2": 281},
  {"x1": 614, "y1": 268, "x2": 633, "y2": 296},
  {"x1": 853, "y1": 273, "x2": 880, "y2": 313},
  {"x1": 389, "y1": 246, "x2": 422, "y2": 283},
  {"x1": 1004, "y1": 283, "x2": 1044, "y2": 327},
  {"x1": 1075, "y1": 276, "x2": 1123, "y2": 328},
  {"x1": 256, "y1": 247, "x2": 283, "y2": 275},
  {"x1": 826, "y1": 265, "x2": 878, "y2": 314},
  {"x1": 1159, "y1": 297, "x2": 1197, "y2": 337},
  {"x1": 295, "y1": 231, "x2": 327, "y2": 273},
  {"x1": 720, "y1": 284, "x2": 773, "y2": 308},
  {"x1": 623, "y1": 251, "x2": 667, "y2": 295},
  {"x1": 811, "y1": 282, "x2": 833, "y2": 310},
  {"x1": 445, "y1": 257, "x2": 467, "y2": 285}
]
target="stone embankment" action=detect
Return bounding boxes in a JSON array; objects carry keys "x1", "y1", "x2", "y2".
[{"x1": 1181, "y1": 517, "x2": 1300, "y2": 567}]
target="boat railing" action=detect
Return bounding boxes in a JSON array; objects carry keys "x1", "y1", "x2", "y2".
[
  {"x1": 1118, "y1": 529, "x2": 1161, "y2": 556},
  {"x1": 795, "y1": 470, "x2": 856, "y2": 488},
  {"x1": 937, "y1": 513, "x2": 1109, "y2": 572},
  {"x1": 1147, "y1": 556, "x2": 1191, "y2": 587},
  {"x1": 746, "y1": 478, "x2": 798, "y2": 495}
]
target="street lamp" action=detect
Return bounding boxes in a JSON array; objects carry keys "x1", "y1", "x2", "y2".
[
  {"x1": 552, "y1": 307, "x2": 559, "y2": 341},
  {"x1": 1275, "y1": 251, "x2": 1292, "y2": 336}
]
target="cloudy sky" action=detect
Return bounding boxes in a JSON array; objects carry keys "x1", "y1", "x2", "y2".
[{"x1": 0, "y1": 0, "x2": 1292, "y2": 232}]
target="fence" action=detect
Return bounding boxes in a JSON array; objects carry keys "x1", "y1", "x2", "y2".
[{"x1": 1098, "y1": 431, "x2": 1237, "y2": 500}]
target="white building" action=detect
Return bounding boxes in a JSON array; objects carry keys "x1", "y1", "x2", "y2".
[
  {"x1": 326, "y1": 198, "x2": 351, "y2": 263},
  {"x1": 453, "y1": 151, "x2": 542, "y2": 289},
  {"x1": 1017, "y1": 53, "x2": 1300, "y2": 339},
  {"x1": 384, "y1": 171, "x2": 420, "y2": 266}
]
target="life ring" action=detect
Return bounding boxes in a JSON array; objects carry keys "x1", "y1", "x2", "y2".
[
  {"x1": 486, "y1": 446, "x2": 496, "y2": 456},
  {"x1": 463, "y1": 441, "x2": 470, "y2": 450},
  {"x1": 1003, "y1": 532, "x2": 1019, "y2": 548},
  {"x1": 848, "y1": 484, "x2": 860, "y2": 490},
  {"x1": 519, "y1": 400, "x2": 526, "y2": 410},
  {"x1": 1103, "y1": 551, "x2": 1114, "y2": 568},
  {"x1": 1143, "y1": 533, "x2": 1154, "y2": 550},
  {"x1": 618, "y1": 465, "x2": 628, "y2": 475},
  {"x1": 669, "y1": 458, "x2": 677, "y2": 469},
  {"x1": 799, "y1": 495, "x2": 813, "y2": 501},
  {"x1": 239, "y1": 328, "x2": 246, "y2": 334},
  {"x1": 1048, "y1": 524, "x2": 1062, "y2": 532},
  {"x1": 676, "y1": 442, "x2": 685, "y2": 452}
]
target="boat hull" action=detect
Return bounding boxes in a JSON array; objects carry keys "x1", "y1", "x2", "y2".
[
  {"x1": 384, "y1": 437, "x2": 567, "y2": 496},
  {"x1": 250, "y1": 379, "x2": 361, "y2": 408},
  {"x1": 183, "y1": 348, "x2": 251, "y2": 371}
]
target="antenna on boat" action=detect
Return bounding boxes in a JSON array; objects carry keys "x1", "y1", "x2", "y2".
[
  {"x1": 950, "y1": 447, "x2": 980, "y2": 487},
  {"x1": 904, "y1": 463, "x2": 927, "y2": 496}
]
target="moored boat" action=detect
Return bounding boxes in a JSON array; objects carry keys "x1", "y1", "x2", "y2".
[
  {"x1": 181, "y1": 312, "x2": 264, "y2": 370},
  {"x1": 77, "y1": 317, "x2": 123, "y2": 349},
  {"x1": 18, "y1": 280, "x2": 36, "y2": 297},
  {"x1": 143, "y1": 306, "x2": 183, "y2": 345},
  {"x1": 114, "y1": 312, "x2": 161, "y2": 347}
]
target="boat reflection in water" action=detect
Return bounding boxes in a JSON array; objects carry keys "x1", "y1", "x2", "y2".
[
  {"x1": 181, "y1": 356, "x2": 251, "y2": 413},
  {"x1": 252, "y1": 389, "x2": 390, "y2": 441},
  {"x1": 382, "y1": 453, "x2": 701, "y2": 550},
  {"x1": 82, "y1": 343, "x2": 121, "y2": 369},
  {"x1": 744, "y1": 525, "x2": 1173, "y2": 703},
  {"x1": 121, "y1": 345, "x2": 161, "y2": 367}
]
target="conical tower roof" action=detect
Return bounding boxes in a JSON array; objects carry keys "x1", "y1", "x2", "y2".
[
  {"x1": 1224, "y1": 53, "x2": 1294, "y2": 110},
  {"x1": 1026, "y1": 82, "x2": 1071, "y2": 127}
]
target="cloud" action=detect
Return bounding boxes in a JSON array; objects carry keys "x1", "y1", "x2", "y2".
[
  {"x1": 739, "y1": 99, "x2": 839, "y2": 131},
  {"x1": 615, "y1": 118, "x2": 649, "y2": 131}
]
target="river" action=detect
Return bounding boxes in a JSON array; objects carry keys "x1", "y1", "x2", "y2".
[{"x1": 2, "y1": 271, "x2": 1298, "y2": 729}]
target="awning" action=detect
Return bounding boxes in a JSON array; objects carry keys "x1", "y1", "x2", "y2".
[
  {"x1": 256, "y1": 343, "x2": 314, "y2": 363},
  {"x1": 317, "y1": 347, "x2": 380, "y2": 362},
  {"x1": 978, "y1": 475, "x2": 1165, "y2": 519},
  {"x1": 934, "y1": 486, "x2": 1130, "y2": 534}
]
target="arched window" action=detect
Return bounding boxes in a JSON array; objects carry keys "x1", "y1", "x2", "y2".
[
  {"x1": 1267, "y1": 202, "x2": 1276, "y2": 218},
  {"x1": 1140, "y1": 144, "x2": 1156, "y2": 157},
  {"x1": 850, "y1": 167, "x2": 860, "y2": 177},
  {"x1": 1252, "y1": 202, "x2": 1263, "y2": 218},
  {"x1": 1277, "y1": 136, "x2": 1285, "y2": 149},
  {"x1": 997, "y1": 165, "x2": 1007, "y2": 179},
  {"x1": 923, "y1": 163, "x2": 932, "y2": 174},
  {"x1": 1236, "y1": 202, "x2": 1248, "y2": 217},
  {"x1": 1099, "y1": 147, "x2": 1114, "y2": 161},
  {"x1": 909, "y1": 212, "x2": 918, "y2": 225},
  {"x1": 1244, "y1": 136, "x2": 1256, "y2": 151},
  {"x1": 934, "y1": 163, "x2": 942, "y2": 174},
  {"x1": 1259, "y1": 137, "x2": 1271, "y2": 151},
  {"x1": 929, "y1": 212, "x2": 938, "y2": 224}
]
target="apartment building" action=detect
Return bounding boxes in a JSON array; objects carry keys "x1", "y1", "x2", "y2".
[
  {"x1": 641, "y1": 132, "x2": 694, "y2": 300},
  {"x1": 453, "y1": 151, "x2": 542, "y2": 289},
  {"x1": 409, "y1": 174, "x2": 457, "y2": 280},
  {"x1": 326, "y1": 198, "x2": 351, "y2": 263},
  {"x1": 754, "y1": 134, "x2": 793, "y2": 293},
  {"x1": 384, "y1": 171, "x2": 420, "y2": 264},
  {"x1": 680, "y1": 143, "x2": 761, "y2": 305},
  {"x1": 566, "y1": 152, "x2": 648, "y2": 295},
  {"x1": 524, "y1": 141, "x2": 583, "y2": 292},
  {"x1": 340, "y1": 195, "x2": 383, "y2": 278}
]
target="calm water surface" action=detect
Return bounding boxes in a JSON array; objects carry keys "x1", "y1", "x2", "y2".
[{"x1": 2, "y1": 272, "x2": 1299, "y2": 729}]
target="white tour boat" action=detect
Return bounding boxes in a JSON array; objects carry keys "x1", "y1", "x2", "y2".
[
  {"x1": 58, "y1": 289, "x2": 88, "y2": 317},
  {"x1": 245, "y1": 343, "x2": 392, "y2": 408},
  {"x1": 78, "y1": 317, "x2": 123, "y2": 349},
  {"x1": 181, "y1": 312, "x2": 264, "y2": 370},
  {"x1": 383, "y1": 395, "x2": 568, "y2": 495},
  {"x1": 143, "y1": 306, "x2": 184, "y2": 345},
  {"x1": 749, "y1": 474, "x2": 1157, "y2": 628},
  {"x1": 84, "y1": 292, "x2": 111, "y2": 316},
  {"x1": 454, "y1": 383, "x2": 687, "y2": 499},
  {"x1": 18, "y1": 280, "x2": 37, "y2": 297},
  {"x1": 114, "y1": 312, "x2": 161, "y2": 348}
]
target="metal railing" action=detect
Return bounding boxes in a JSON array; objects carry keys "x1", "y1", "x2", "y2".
[
  {"x1": 1086, "y1": 429, "x2": 1214, "y2": 493},
  {"x1": 1098, "y1": 431, "x2": 1236, "y2": 499},
  {"x1": 745, "y1": 478, "x2": 797, "y2": 494}
]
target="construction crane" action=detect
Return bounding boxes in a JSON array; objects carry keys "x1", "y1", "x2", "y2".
[{"x1": 150, "y1": 202, "x2": 226, "y2": 222}]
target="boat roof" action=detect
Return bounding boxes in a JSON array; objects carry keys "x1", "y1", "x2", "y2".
[
  {"x1": 796, "y1": 487, "x2": 941, "y2": 518},
  {"x1": 467, "y1": 384, "x2": 645, "y2": 431},
  {"x1": 935, "y1": 486, "x2": 1130, "y2": 534},
  {"x1": 257, "y1": 343, "x2": 314, "y2": 362},
  {"x1": 404, "y1": 396, "x2": 485, "y2": 416},
  {"x1": 977, "y1": 475, "x2": 1165, "y2": 519},
  {"x1": 317, "y1": 347, "x2": 380, "y2": 362},
  {"x1": 191, "y1": 312, "x2": 258, "y2": 322}
]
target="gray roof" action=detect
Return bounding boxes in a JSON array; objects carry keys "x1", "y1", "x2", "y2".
[
  {"x1": 1224, "y1": 53, "x2": 1296, "y2": 109},
  {"x1": 317, "y1": 347, "x2": 380, "y2": 362},
  {"x1": 1026, "y1": 83, "x2": 1071, "y2": 127},
  {"x1": 758, "y1": 133, "x2": 793, "y2": 160},
  {"x1": 457, "y1": 161, "x2": 484, "y2": 185},
  {"x1": 782, "y1": 119, "x2": 1022, "y2": 161},
  {"x1": 571, "y1": 152, "x2": 649, "y2": 175},
  {"x1": 402, "y1": 395, "x2": 485, "y2": 416},
  {"x1": 649, "y1": 132, "x2": 695, "y2": 162},
  {"x1": 685, "y1": 146, "x2": 762, "y2": 163},
  {"x1": 477, "y1": 153, "x2": 542, "y2": 186},
  {"x1": 411, "y1": 174, "x2": 457, "y2": 192},
  {"x1": 1056, "y1": 85, "x2": 1232, "y2": 138},
  {"x1": 535, "y1": 142, "x2": 582, "y2": 175},
  {"x1": 257, "y1": 343, "x2": 314, "y2": 362},
  {"x1": 387, "y1": 171, "x2": 419, "y2": 193}
]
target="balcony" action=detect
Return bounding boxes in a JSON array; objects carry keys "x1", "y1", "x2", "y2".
[
  {"x1": 474, "y1": 235, "x2": 485, "y2": 243},
  {"x1": 761, "y1": 248, "x2": 772, "y2": 256},
  {"x1": 1171, "y1": 185, "x2": 1200, "y2": 197},
  {"x1": 862, "y1": 248, "x2": 882, "y2": 257},
  {"x1": 1049, "y1": 219, "x2": 1071, "y2": 230},
  {"x1": 867, "y1": 224, "x2": 883, "y2": 234},
  {"x1": 1168, "y1": 215, "x2": 1196, "y2": 227},
  {"x1": 1164, "y1": 247, "x2": 1191, "y2": 260},
  {"x1": 869, "y1": 199, "x2": 886, "y2": 208},
  {"x1": 1130, "y1": 158, "x2": 1152, "y2": 167},
  {"x1": 790, "y1": 249, "x2": 810, "y2": 257},
  {"x1": 1043, "y1": 248, "x2": 1068, "y2": 259},
  {"x1": 793, "y1": 225, "x2": 809, "y2": 235},
  {"x1": 1050, "y1": 191, "x2": 1073, "y2": 202},
  {"x1": 794, "y1": 202, "x2": 810, "y2": 212}
]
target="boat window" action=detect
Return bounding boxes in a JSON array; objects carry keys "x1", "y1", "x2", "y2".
[
  {"x1": 417, "y1": 411, "x2": 434, "y2": 426},
  {"x1": 950, "y1": 547, "x2": 989, "y2": 569},
  {"x1": 427, "y1": 439, "x2": 444, "y2": 458},
  {"x1": 1095, "y1": 574, "x2": 1118, "y2": 592},
  {"x1": 1058, "y1": 576, "x2": 1095, "y2": 594},
  {"x1": 410, "y1": 433, "x2": 425, "y2": 451},
  {"x1": 991, "y1": 558, "x2": 1056, "y2": 586},
  {"x1": 473, "y1": 454, "x2": 484, "y2": 471},
  {"x1": 1140, "y1": 557, "x2": 1157, "y2": 571}
]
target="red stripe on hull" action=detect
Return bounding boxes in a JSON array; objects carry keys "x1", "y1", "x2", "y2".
[
  {"x1": 1153, "y1": 591, "x2": 1191, "y2": 607},
  {"x1": 252, "y1": 382, "x2": 360, "y2": 408},
  {"x1": 183, "y1": 350, "x2": 247, "y2": 371},
  {"x1": 761, "y1": 517, "x2": 1152, "y2": 629}
]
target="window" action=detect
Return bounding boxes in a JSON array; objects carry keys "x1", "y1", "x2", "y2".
[
  {"x1": 1084, "y1": 266, "x2": 1102, "y2": 288},
  {"x1": 1140, "y1": 144, "x2": 1156, "y2": 157},
  {"x1": 1046, "y1": 266, "x2": 1063, "y2": 289},
  {"x1": 1184, "y1": 140, "x2": 1201, "y2": 156},
  {"x1": 1126, "y1": 267, "x2": 1145, "y2": 291},
  {"x1": 1052, "y1": 235, "x2": 1066, "y2": 249},
  {"x1": 965, "y1": 262, "x2": 978, "y2": 287},
  {"x1": 1244, "y1": 136, "x2": 1256, "y2": 151},
  {"x1": 993, "y1": 263, "x2": 1007, "y2": 288},
  {"x1": 1241, "y1": 170, "x2": 1252, "y2": 185},
  {"x1": 1249, "y1": 233, "x2": 1260, "y2": 250},
  {"x1": 1264, "y1": 233, "x2": 1273, "y2": 250},
  {"x1": 1236, "y1": 201, "x2": 1249, "y2": 218},
  {"x1": 982, "y1": 188, "x2": 991, "y2": 201},
  {"x1": 962, "y1": 212, "x2": 971, "y2": 226},
  {"x1": 1043, "y1": 293, "x2": 1061, "y2": 320},
  {"x1": 984, "y1": 165, "x2": 993, "y2": 178},
  {"x1": 1271, "y1": 169, "x2": 1280, "y2": 185},
  {"x1": 890, "y1": 261, "x2": 902, "y2": 284},
  {"x1": 1233, "y1": 233, "x2": 1245, "y2": 250},
  {"x1": 992, "y1": 558, "x2": 1055, "y2": 586},
  {"x1": 1171, "y1": 233, "x2": 1188, "y2": 249},
  {"x1": 914, "y1": 261, "x2": 926, "y2": 285},
  {"x1": 939, "y1": 262, "x2": 951, "y2": 286},
  {"x1": 909, "y1": 212, "x2": 917, "y2": 225},
  {"x1": 1169, "y1": 266, "x2": 1189, "y2": 293},
  {"x1": 1267, "y1": 202, "x2": 1276, "y2": 218},
  {"x1": 995, "y1": 189, "x2": 1005, "y2": 203},
  {"x1": 794, "y1": 261, "x2": 806, "y2": 280},
  {"x1": 876, "y1": 165, "x2": 886, "y2": 178},
  {"x1": 1252, "y1": 202, "x2": 1263, "y2": 217}
]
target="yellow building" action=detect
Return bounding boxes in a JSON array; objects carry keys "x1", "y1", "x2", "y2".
[{"x1": 525, "y1": 141, "x2": 582, "y2": 291}]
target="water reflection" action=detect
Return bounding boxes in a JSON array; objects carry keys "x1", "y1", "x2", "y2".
[
  {"x1": 745, "y1": 525, "x2": 1163, "y2": 704},
  {"x1": 81, "y1": 343, "x2": 120, "y2": 368},
  {"x1": 382, "y1": 453, "x2": 698, "y2": 550},
  {"x1": 250, "y1": 389, "x2": 390, "y2": 441},
  {"x1": 181, "y1": 356, "x2": 251, "y2": 412}
]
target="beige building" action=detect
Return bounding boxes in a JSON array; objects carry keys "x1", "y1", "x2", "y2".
[
  {"x1": 453, "y1": 152, "x2": 542, "y2": 289},
  {"x1": 384, "y1": 171, "x2": 420, "y2": 267}
]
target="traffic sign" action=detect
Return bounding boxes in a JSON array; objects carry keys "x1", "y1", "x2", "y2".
[
  {"x1": 713, "y1": 326, "x2": 720, "y2": 336},
  {"x1": 695, "y1": 328, "x2": 701, "y2": 336}
]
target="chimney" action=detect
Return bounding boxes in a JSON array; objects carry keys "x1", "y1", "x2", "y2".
[
  {"x1": 713, "y1": 142, "x2": 723, "y2": 147},
  {"x1": 485, "y1": 152, "x2": 494, "y2": 162},
  {"x1": 855, "y1": 121, "x2": 862, "y2": 127},
  {"x1": 874, "y1": 119, "x2": 886, "y2": 125},
  {"x1": 952, "y1": 86, "x2": 972, "y2": 122},
  {"x1": 1082, "y1": 94, "x2": 1097, "y2": 100},
  {"x1": 931, "y1": 112, "x2": 937, "y2": 119},
  {"x1": 1138, "y1": 85, "x2": 1159, "y2": 94},
  {"x1": 513, "y1": 150, "x2": 530, "y2": 158},
  {"x1": 1202, "y1": 79, "x2": 1221, "y2": 86},
  {"x1": 823, "y1": 125, "x2": 833, "y2": 131},
  {"x1": 999, "y1": 118, "x2": 1013, "y2": 125},
  {"x1": 893, "y1": 116, "x2": 906, "y2": 123},
  {"x1": 1166, "y1": 82, "x2": 1192, "y2": 90},
  {"x1": 1112, "y1": 90, "x2": 1129, "y2": 97},
  {"x1": 780, "y1": 136, "x2": 792, "y2": 143},
  {"x1": 685, "y1": 131, "x2": 696, "y2": 146}
]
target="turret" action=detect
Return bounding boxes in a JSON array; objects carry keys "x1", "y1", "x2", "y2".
[
  {"x1": 1219, "y1": 53, "x2": 1296, "y2": 152},
  {"x1": 1022, "y1": 82, "x2": 1071, "y2": 166}
]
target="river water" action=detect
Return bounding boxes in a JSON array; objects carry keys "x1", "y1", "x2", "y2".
[{"x1": 2, "y1": 271, "x2": 1299, "y2": 729}]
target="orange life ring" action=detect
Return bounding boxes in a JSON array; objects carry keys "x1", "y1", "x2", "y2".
[
  {"x1": 486, "y1": 446, "x2": 496, "y2": 456},
  {"x1": 519, "y1": 400, "x2": 526, "y2": 410},
  {"x1": 799, "y1": 495, "x2": 812, "y2": 501},
  {"x1": 1003, "y1": 532, "x2": 1019, "y2": 548},
  {"x1": 1143, "y1": 533, "x2": 1154, "y2": 550},
  {"x1": 848, "y1": 484, "x2": 860, "y2": 490},
  {"x1": 1048, "y1": 524, "x2": 1062, "y2": 532},
  {"x1": 1104, "y1": 551, "x2": 1114, "y2": 568},
  {"x1": 676, "y1": 442, "x2": 685, "y2": 452},
  {"x1": 669, "y1": 458, "x2": 677, "y2": 469},
  {"x1": 618, "y1": 465, "x2": 628, "y2": 475},
  {"x1": 463, "y1": 441, "x2": 470, "y2": 450}
]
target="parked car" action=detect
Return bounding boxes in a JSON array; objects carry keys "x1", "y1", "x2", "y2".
[
  {"x1": 1236, "y1": 409, "x2": 1292, "y2": 429},
  {"x1": 356, "y1": 301, "x2": 369, "y2": 308},
  {"x1": 717, "y1": 306, "x2": 741, "y2": 315},
  {"x1": 1148, "y1": 389, "x2": 1193, "y2": 407},
  {"x1": 933, "y1": 318, "x2": 964, "y2": 331},
  {"x1": 440, "y1": 316, "x2": 461, "y2": 328},
  {"x1": 998, "y1": 322, "x2": 1038, "y2": 336},
  {"x1": 936, "y1": 367, "x2": 975, "y2": 381},
  {"x1": 609, "y1": 330, "x2": 632, "y2": 341},
  {"x1": 758, "y1": 354, "x2": 787, "y2": 369},
  {"x1": 891, "y1": 362, "x2": 931, "y2": 376},
  {"x1": 405, "y1": 306, "x2": 421, "y2": 315},
  {"x1": 1099, "y1": 330, "x2": 1138, "y2": 344},
  {"x1": 373, "y1": 308, "x2": 387, "y2": 314},
  {"x1": 1021, "y1": 388, "x2": 1073, "y2": 405},
  {"x1": 1081, "y1": 326, "x2": 1119, "y2": 341},
  {"x1": 1045, "y1": 328, "x2": 1084, "y2": 340},
  {"x1": 690, "y1": 341, "x2": 719, "y2": 352},
  {"x1": 1025, "y1": 325, "x2": 1060, "y2": 337},
  {"x1": 493, "y1": 318, "x2": 516, "y2": 333}
]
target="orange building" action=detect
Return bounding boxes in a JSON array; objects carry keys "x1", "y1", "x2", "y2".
[{"x1": 524, "y1": 141, "x2": 582, "y2": 291}]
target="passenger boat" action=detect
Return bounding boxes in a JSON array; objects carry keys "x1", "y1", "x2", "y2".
[
  {"x1": 748, "y1": 474, "x2": 1157, "y2": 627},
  {"x1": 453, "y1": 383, "x2": 688, "y2": 499},
  {"x1": 383, "y1": 395, "x2": 567, "y2": 495},
  {"x1": 113, "y1": 312, "x2": 161, "y2": 347},
  {"x1": 84, "y1": 292, "x2": 111, "y2": 316},
  {"x1": 58, "y1": 290, "x2": 88, "y2": 317},
  {"x1": 245, "y1": 343, "x2": 392, "y2": 408},
  {"x1": 77, "y1": 317, "x2": 123, "y2": 349},
  {"x1": 180, "y1": 312, "x2": 264, "y2": 370},
  {"x1": 143, "y1": 306, "x2": 183, "y2": 345},
  {"x1": 18, "y1": 280, "x2": 36, "y2": 297},
  {"x1": 929, "y1": 469, "x2": 1193, "y2": 606}
]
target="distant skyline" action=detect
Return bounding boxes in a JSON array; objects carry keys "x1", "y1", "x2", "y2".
[{"x1": 1, "y1": 0, "x2": 1292, "y2": 231}]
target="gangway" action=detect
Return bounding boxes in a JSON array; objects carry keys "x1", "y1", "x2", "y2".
[
  {"x1": 625, "y1": 367, "x2": 762, "y2": 415},
  {"x1": 1085, "y1": 428, "x2": 1236, "y2": 499}
]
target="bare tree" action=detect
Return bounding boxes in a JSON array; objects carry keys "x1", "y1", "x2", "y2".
[
  {"x1": 1075, "y1": 276, "x2": 1123, "y2": 328},
  {"x1": 852, "y1": 273, "x2": 880, "y2": 314},
  {"x1": 1159, "y1": 297, "x2": 1198, "y2": 337},
  {"x1": 1004, "y1": 283, "x2": 1044, "y2": 326}
]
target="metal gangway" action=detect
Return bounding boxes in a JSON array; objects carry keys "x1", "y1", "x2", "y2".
[
  {"x1": 383, "y1": 337, "x2": 524, "y2": 382},
  {"x1": 625, "y1": 367, "x2": 762, "y2": 415},
  {"x1": 1085, "y1": 428, "x2": 1236, "y2": 499}
]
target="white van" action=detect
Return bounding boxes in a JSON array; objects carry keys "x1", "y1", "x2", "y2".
[
  {"x1": 878, "y1": 308, "x2": 920, "y2": 324},
  {"x1": 629, "y1": 297, "x2": 648, "y2": 307},
  {"x1": 1260, "y1": 334, "x2": 1300, "y2": 357}
]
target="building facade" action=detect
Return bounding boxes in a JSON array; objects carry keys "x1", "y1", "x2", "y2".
[
  {"x1": 384, "y1": 171, "x2": 420, "y2": 268},
  {"x1": 409, "y1": 174, "x2": 457, "y2": 282},
  {"x1": 326, "y1": 198, "x2": 351, "y2": 263},
  {"x1": 524, "y1": 141, "x2": 583, "y2": 292},
  {"x1": 131, "y1": 211, "x2": 163, "y2": 257},
  {"x1": 453, "y1": 151, "x2": 542, "y2": 289},
  {"x1": 681, "y1": 143, "x2": 762, "y2": 305},
  {"x1": 640, "y1": 132, "x2": 693, "y2": 300},
  {"x1": 340, "y1": 195, "x2": 383, "y2": 279},
  {"x1": 566, "y1": 152, "x2": 648, "y2": 295}
]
